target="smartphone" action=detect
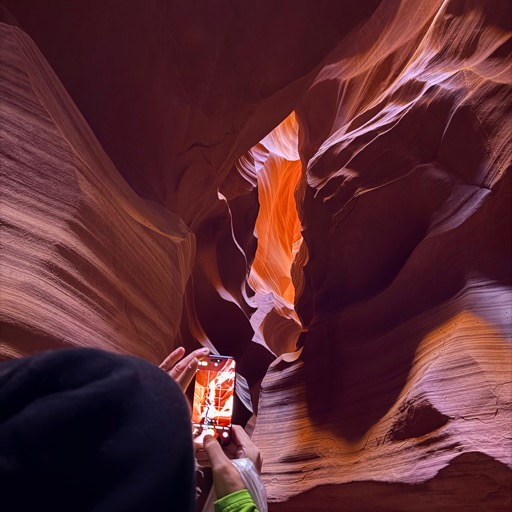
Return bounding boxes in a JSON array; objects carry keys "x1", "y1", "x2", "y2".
[{"x1": 192, "y1": 355, "x2": 236, "y2": 446}]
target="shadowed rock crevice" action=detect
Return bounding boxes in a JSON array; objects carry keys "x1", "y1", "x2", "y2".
[{"x1": 388, "y1": 398, "x2": 450, "y2": 441}]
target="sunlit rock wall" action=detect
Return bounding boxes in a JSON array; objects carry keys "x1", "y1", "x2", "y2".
[
  {"x1": 1, "y1": 0, "x2": 511, "y2": 510},
  {"x1": 253, "y1": 1, "x2": 512, "y2": 510},
  {"x1": 0, "y1": 22, "x2": 194, "y2": 362}
]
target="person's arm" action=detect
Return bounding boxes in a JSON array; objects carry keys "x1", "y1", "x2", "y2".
[
  {"x1": 214, "y1": 489, "x2": 259, "y2": 512},
  {"x1": 202, "y1": 426, "x2": 264, "y2": 512},
  {"x1": 160, "y1": 348, "x2": 264, "y2": 511}
]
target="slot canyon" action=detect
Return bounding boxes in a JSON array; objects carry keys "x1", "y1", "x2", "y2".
[{"x1": 1, "y1": 1, "x2": 511, "y2": 511}]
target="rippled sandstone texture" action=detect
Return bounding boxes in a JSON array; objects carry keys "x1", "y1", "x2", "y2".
[{"x1": 1, "y1": 1, "x2": 511, "y2": 511}]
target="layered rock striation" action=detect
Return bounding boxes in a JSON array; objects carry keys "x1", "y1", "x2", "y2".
[{"x1": 0, "y1": 22, "x2": 194, "y2": 362}]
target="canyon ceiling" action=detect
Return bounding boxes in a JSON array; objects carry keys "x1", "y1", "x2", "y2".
[{"x1": 1, "y1": 1, "x2": 511, "y2": 511}]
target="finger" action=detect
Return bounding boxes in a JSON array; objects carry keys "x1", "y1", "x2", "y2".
[
  {"x1": 159, "y1": 347, "x2": 185, "y2": 371},
  {"x1": 203, "y1": 435, "x2": 230, "y2": 469},
  {"x1": 190, "y1": 346, "x2": 210, "y2": 359},
  {"x1": 195, "y1": 449, "x2": 212, "y2": 467},
  {"x1": 174, "y1": 356, "x2": 199, "y2": 392},
  {"x1": 196, "y1": 441, "x2": 236, "y2": 467},
  {"x1": 230, "y1": 425, "x2": 263, "y2": 471},
  {"x1": 169, "y1": 347, "x2": 209, "y2": 380},
  {"x1": 231, "y1": 425, "x2": 251, "y2": 457}
]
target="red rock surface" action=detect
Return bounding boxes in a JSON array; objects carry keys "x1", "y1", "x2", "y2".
[
  {"x1": 0, "y1": 22, "x2": 194, "y2": 362},
  {"x1": 1, "y1": 1, "x2": 511, "y2": 510}
]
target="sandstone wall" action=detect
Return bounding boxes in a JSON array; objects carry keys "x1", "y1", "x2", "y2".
[{"x1": 1, "y1": 1, "x2": 510, "y2": 510}]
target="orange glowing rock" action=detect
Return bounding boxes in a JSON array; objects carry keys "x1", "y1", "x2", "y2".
[{"x1": 247, "y1": 113, "x2": 304, "y2": 356}]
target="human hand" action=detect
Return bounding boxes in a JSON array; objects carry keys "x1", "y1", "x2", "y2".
[
  {"x1": 159, "y1": 346, "x2": 209, "y2": 392},
  {"x1": 197, "y1": 425, "x2": 263, "y2": 472},
  {"x1": 202, "y1": 434, "x2": 246, "y2": 499}
]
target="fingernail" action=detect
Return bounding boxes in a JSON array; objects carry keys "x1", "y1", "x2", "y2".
[
  {"x1": 189, "y1": 358, "x2": 198, "y2": 369},
  {"x1": 201, "y1": 348, "x2": 209, "y2": 353}
]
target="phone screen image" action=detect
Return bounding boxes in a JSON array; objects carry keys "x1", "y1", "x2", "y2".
[{"x1": 192, "y1": 355, "x2": 235, "y2": 445}]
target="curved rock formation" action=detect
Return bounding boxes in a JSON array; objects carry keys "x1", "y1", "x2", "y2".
[
  {"x1": 1, "y1": 0, "x2": 511, "y2": 510},
  {"x1": 254, "y1": 1, "x2": 512, "y2": 509},
  {"x1": 0, "y1": 22, "x2": 194, "y2": 363}
]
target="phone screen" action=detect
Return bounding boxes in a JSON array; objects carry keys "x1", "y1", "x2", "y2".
[{"x1": 192, "y1": 355, "x2": 235, "y2": 446}]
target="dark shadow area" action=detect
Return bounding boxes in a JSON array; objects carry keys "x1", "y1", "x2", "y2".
[{"x1": 2, "y1": 0, "x2": 383, "y2": 207}]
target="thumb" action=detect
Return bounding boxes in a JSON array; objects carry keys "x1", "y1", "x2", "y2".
[
  {"x1": 203, "y1": 435, "x2": 229, "y2": 469},
  {"x1": 203, "y1": 435, "x2": 245, "y2": 498}
]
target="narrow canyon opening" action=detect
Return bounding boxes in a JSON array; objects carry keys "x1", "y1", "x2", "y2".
[{"x1": 247, "y1": 112, "x2": 304, "y2": 356}]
